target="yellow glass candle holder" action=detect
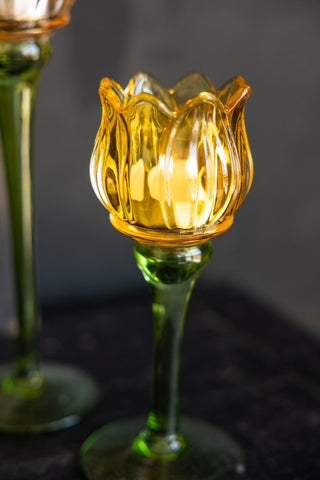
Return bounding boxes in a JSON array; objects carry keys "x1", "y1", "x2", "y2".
[{"x1": 81, "y1": 72, "x2": 253, "y2": 480}]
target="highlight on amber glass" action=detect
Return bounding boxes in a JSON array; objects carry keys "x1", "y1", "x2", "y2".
[
  {"x1": 90, "y1": 71, "x2": 253, "y2": 246},
  {"x1": 0, "y1": 0, "x2": 75, "y2": 39},
  {"x1": 81, "y1": 71, "x2": 253, "y2": 480}
]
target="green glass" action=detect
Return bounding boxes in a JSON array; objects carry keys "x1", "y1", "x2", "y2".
[
  {"x1": 0, "y1": 39, "x2": 98, "y2": 433},
  {"x1": 80, "y1": 241, "x2": 244, "y2": 479}
]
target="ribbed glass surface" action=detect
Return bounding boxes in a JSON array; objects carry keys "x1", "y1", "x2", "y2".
[{"x1": 90, "y1": 72, "x2": 253, "y2": 245}]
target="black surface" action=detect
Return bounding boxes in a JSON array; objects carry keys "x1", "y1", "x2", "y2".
[{"x1": 0, "y1": 283, "x2": 319, "y2": 479}]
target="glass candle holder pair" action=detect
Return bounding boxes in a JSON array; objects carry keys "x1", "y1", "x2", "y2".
[
  {"x1": 0, "y1": 4, "x2": 253, "y2": 478},
  {"x1": 0, "y1": 0, "x2": 99, "y2": 432},
  {"x1": 80, "y1": 71, "x2": 253, "y2": 480}
]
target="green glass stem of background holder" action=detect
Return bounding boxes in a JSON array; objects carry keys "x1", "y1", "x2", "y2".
[
  {"x1": 81, "y1": 240, "x2": 244, "y2": 480},
  {"x1": 0, "y1": 39, "x2": 98, "y2": 433}
]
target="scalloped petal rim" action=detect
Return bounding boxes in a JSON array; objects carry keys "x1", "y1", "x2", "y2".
[{"x1": 98, "y1": 73, "x2": 250, "y2": 115}]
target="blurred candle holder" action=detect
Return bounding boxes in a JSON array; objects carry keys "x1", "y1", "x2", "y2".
[
  {"x1": 80, "y1": 72, "x2": 253, "y2": 479},
  {"x1": 0, "y1": 0, "x2": 99, "y2": 433}
]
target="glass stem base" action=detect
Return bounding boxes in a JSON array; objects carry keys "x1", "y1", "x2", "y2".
[
  {"x1": 80, "y1": 416, "x2": 245, "y2": 480},
  {"x1": 81, "y1": 240, "x2": 244, "y2": 479},
  {"x1": 0, "y1": 362, "x2": 99, "y2": 433}
]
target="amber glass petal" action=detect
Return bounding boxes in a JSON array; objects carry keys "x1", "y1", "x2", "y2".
[
  {"x1": 170, "y1": 72, "x2": 215, "y2": 109},
  {"x1": 217, "y1": 76, "x2": 250, "y2": 114},
  {"x1": 124, "y1": 96, "x2": 173, "y2": 228},
  {"x1": 125, "y1": 72, "x2": 174, "y2": 110},
  {"x1": 99, "y1": 77, "x2": 125, "y2": 110},
  {"x1": 218, "y1": 76, "x2": 253, "y2": 208},
  {"x1": 90, "y1": 88, "x2": 129, "y2": 221},
  {"x1": 152, "y1": 93, "x2": 239, "y2": 230}
]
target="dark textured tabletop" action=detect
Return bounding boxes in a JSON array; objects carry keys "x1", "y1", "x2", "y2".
[{"x1": 0, "y1": 282, "x2": 319, "y2": 479}]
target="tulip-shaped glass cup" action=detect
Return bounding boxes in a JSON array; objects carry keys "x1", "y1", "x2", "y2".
[
  {"x1": 0, "y1": 1, "x2": 98, "y2": 433},
  {"x1": 80, "y1": 72, "x2": 253, "y2": 479}
]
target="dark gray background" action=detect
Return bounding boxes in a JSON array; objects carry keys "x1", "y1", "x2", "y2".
[{"x1": 0, "y1": 0, "x2": 319, "y2": 333}]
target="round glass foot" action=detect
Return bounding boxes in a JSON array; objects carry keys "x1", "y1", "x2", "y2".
[
  {"x1": 80, "y1": 417, "x2": 245, "y2": 480},
  {"x1": 0, "y1": 363, "x2": 99, "y2": 433}
]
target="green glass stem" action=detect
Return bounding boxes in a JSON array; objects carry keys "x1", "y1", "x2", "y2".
[
  {"x1": 133, "y1": 240, "x2": 212, "y2": 459},
  {"x1": 80, "y1": 239, "x2": 244, "y2": 478},
  {"x1": 0, "y1": 39, "x2": 51, "y2": 388}
]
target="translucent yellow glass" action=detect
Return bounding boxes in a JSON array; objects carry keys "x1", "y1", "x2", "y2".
[{"x1": 90, "y1": 72, "x2": 253, "y2": 246}]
